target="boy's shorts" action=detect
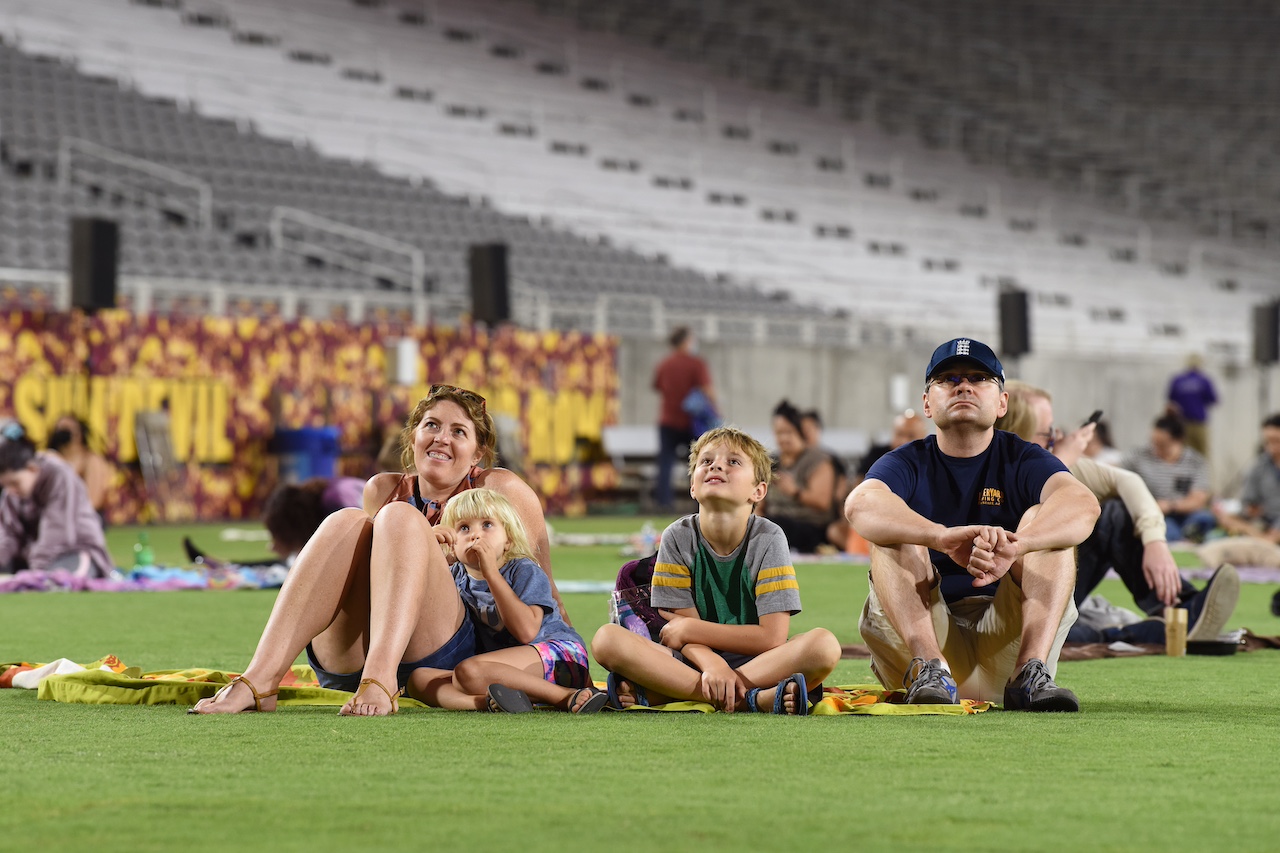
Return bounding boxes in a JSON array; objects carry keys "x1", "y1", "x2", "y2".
[
  {"x1": 672, "y1": 648, "x2": 755, "y2": 670},
  {"x1": 859, "y1": 570, "x2": 1077, "y2": 703},
  {"x1": 306, "y1": 617, "x2": 477, "y2": 693},
  {"x1": 532, "y1": 638, "x2": 591, "y2": 689}
]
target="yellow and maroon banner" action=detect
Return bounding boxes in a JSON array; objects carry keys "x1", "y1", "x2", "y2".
[{"x1": 0, "y1": 309, "x2": 619, "y2": 523}]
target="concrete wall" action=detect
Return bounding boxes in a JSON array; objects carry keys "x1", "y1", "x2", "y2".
[{"x1": 617, "y1": 337, "x2": 1280, "y2": 494}]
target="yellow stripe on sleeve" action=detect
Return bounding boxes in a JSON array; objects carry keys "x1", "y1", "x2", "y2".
[
  {"x1": 652, "y1": 562, "x2": 692, "y2": 588},
  {"x1": 756, "y1": 565, "x2": 796, "y2": 582},
  {"x1": 755, "y1": 579, "x2": 800, "y2": 595}
]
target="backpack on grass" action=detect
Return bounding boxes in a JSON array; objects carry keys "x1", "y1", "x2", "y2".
[{"x1": 608, "y1": 552, "x2": 668, "y2": 642}]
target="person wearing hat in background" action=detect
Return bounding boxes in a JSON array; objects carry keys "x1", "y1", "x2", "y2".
[
  {"x1": 0, "y1": 420, "x2": 114, "y2": 578},
  {"x1": 845, "y1": 338, "x2": 1100, "y2": 711}
]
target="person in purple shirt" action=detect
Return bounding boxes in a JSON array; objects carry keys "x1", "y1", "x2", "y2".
[
  {"x1": 0, "y1": 421, "x2": 113, "y2": 578},
  {"x1": 845, "y1": 338, "x2": 1099, "y2": 712},
  {"x1": 1167, "y1": 353, "x2": 1218, "y2": 457}
]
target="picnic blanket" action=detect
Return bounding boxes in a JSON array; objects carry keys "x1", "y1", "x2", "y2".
[
  {"x1": 1, "y1": 658, "x2": 426, "y2": 708},
  {"x1": 0, "y1": 564, "x2": 290, "y2": 594},
  {"x1": 3, "y1": 658, "x2": 985, "y2": 714},
  {"x1": 622, "y1": 686, "x2": 992, "y2": 715}
]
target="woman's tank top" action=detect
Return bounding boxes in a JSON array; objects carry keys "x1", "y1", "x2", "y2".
[{"x1": 377, "y1": 467, "x2": 482, "y2": 526}]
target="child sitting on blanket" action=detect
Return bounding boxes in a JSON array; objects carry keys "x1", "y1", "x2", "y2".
[
  {"x1": 591, "y1": 427, "x2": 842, "y2": 715},
  {"x1": 439, "y1": 489, "x2": 608, "y2": 713}
]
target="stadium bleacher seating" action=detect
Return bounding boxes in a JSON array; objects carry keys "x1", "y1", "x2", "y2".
[
  {"x1": 0, "y1": 23, "x2": 810, "y2": 329},
  {"x1": 0, "y1": 0, "x2": 1276, "y2": 356}
]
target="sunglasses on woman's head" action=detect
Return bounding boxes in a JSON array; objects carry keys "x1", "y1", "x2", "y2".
[{"x1": 428, "y1": 384, "x2": 486, "y2": 411}]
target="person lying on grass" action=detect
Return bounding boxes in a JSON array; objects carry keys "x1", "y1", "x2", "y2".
[
  {"x1": 592, "y1": 427, "x2": 841, "y2": 715},
  {"x1": 433, "y1": 488, "x2": 606, "y2": 714},
  {"x1": 190, "y1": 384, "x2": 568, "y2": 717}
]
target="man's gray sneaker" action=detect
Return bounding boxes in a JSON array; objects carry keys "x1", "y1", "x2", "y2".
[
  {"x1": 903, "y1": 657, "x2": 958, "y2": 704},
  {"x1": 1185, "y1": 564, "x2": 1240, "y2": 642},
  {"x1": 1003, "y1": 658, "x2": 1079, "y2": 712}
]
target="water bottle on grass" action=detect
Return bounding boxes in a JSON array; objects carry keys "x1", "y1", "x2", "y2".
[{"x1": 133, "y1": 532, "x2": 155, "y2": 569}]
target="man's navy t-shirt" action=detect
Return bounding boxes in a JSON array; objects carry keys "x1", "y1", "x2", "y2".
[{"x1": 864, "y1": 430, "x2": 1067, "y2": 602}]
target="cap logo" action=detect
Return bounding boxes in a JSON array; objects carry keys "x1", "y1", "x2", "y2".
[{"x1": 956, "y1": 339, "x2": 971, "y2": 355}]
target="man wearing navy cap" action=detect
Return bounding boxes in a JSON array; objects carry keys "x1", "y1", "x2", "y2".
[{"x1": 845, "y1": 338, "x2": 1100, "y2": 710}]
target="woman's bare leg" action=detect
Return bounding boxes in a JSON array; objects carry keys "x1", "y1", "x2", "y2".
[
  {"x1": 192, "y1": 508, "x2": 375, "y2": 714},
  {"x1": 341, "y1": 501, "x2": 467, "y2": 716}
]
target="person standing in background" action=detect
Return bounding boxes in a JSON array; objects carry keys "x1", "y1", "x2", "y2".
[
  {"x1": 652, "y1": 326, "x2": 715, "y2": 512},
  {"x1": 1167, "y1": 354, "x2": 1217, "y2": 457}
]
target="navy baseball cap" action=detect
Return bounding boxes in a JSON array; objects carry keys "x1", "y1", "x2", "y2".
[{"x1": 925, "y1": 338, "x2": 1005, "y2": 383}]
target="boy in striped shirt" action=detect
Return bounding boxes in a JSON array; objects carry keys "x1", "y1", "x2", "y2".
[{"x1": 592, "y1": 427, "x2": 841, "y2": 715}]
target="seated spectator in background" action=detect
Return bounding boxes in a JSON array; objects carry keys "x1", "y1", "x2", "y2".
[
  {"x1": 758, "y1": 400, "x2": 836, "y2": 553},
  {"x1": 800, "y1": 408, "x2": 852, "y2": 549},
  {"x1": 1121, "y1": 414, "x2": 1216, "y2": 542},
  {"x1": 854, "y1": 410, "x2": 927, "y2": 486},
  {"x1": 0, "y1": 420, "x2": 114, "y2": 578},
  {"x1": 998, "y1": 384, "x2": 1238, "y2": 644},
  {"x1": 47, "y1": 414, "x2": 113, "y2": 520},
  {"x1": 1214, "y1": 414, "x2": 1280, "y2": 545},
  {"x1": 800, "y1": 408, "x2": 847, "y2": 489},
  {"x1": 1082, "y1": 419, "x2": 1124, "y2": 467},
  {"x1": 376, "y1": 429, "x2": 406, "y2": 472},
  {"x1": 264, "y1": 476, "x2": 366, "y2": 563},
  {"x1": 185, "y1": 475, "x2": 366, "y2": 567}
]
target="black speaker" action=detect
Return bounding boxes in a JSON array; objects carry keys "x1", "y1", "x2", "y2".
[
  {"x1": 998, "y1": 289, "x2": 1030, "y2": 357},
  {"x1": 1254, "y1": 302, "x2": 1280, "y2": 365},
  {"x1": 468, "y1": 243, "x2": 510, "y2": 326},
  {"x1": 70, "y1": 217, "x2": 119, "y2": 312}
]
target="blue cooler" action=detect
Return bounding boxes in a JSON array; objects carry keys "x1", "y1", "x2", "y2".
[{"x1": 273, "y1": 426, "x2": 341, "y2": 482}]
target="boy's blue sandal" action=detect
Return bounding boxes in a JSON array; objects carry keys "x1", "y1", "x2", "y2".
[
  {"x1": 487, "y1": 684, "x2": 534, "y2": 713},
  {"x1": 605, "y1": 671, "x2": 650, "y2": 710},
  {"x1": 747, "y1": 672, "x2": 809, "y2": 716}
]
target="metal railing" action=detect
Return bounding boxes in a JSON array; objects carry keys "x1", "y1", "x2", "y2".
[
  {"x1": 268, "y1": 206, "x2": 427, "y2": 293},
  {"x1": 57, "y1": 137, "x2": 214, "y2": 230}
]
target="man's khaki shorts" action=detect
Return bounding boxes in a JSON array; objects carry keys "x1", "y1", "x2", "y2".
[{"x1": 859, "y1": 572, "x2": 1078, "y2": 703}]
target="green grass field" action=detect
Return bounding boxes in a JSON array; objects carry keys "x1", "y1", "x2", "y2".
[{"x1": 3, "y1": 517, "x2": 1280, "y2": 852}]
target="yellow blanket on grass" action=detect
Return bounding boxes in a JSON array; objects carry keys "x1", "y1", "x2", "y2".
[
  {"x1": 1, "y1": 659, "x2": 425, "y2": 708},
  {"x1": 5, "y1": 659, "x2": 989, "y2": 714},
  {"x1": 614, "y1": 686, "x2": 991, "y2": 715}
]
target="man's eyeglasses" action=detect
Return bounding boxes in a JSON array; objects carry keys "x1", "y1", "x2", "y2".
[
  {"x1": 1036, "y1": 426, "x2": 1064, "y2": 452},
  {"x1": 428, "y1": 384, "x2": 487, "y2": 411},
  {"x1": 928, "y1": 373, "x2": 1000, "y2": 389}
]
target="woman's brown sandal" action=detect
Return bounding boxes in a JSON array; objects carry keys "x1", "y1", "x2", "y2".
[
  {"x1": 188, "y1": 674, "x2": 278, "y2": 714},
  {"x1": 340, "y1": 677, "x2": 404, "y2": 716}
]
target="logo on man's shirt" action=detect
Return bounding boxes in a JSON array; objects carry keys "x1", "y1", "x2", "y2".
[{"x1": 980, "y1": 487, "x2": 1002, "y2": 506}]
